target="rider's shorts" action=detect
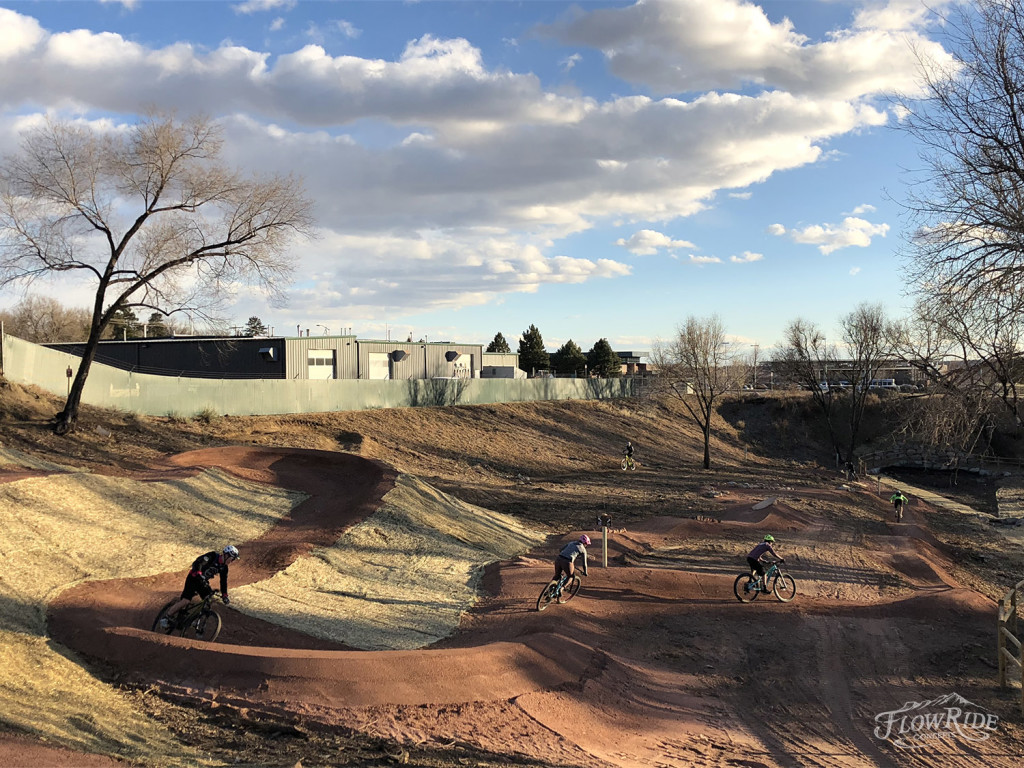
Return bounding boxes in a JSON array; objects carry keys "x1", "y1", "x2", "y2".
[{"x1": 180, "y1": 573, "x2": 214, "y2": 601}]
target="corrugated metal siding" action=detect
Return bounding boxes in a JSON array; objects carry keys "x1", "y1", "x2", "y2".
[{"x1": 284, "y1": 336, "x2": 358, "y2": 379}]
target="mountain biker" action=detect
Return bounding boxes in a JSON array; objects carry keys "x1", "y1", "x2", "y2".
[
  {"x1": 747, "y1": 535, "x2": 783, "y2": 583},
  {"x1": 890, "y1": 490, "x2": 908, "y2": 517},
  {"x1": 623, "y1": 440, "x2": 636, "y2": 468},
  {"x1": 554, "y1": 535, "x2": 590, "y2": 585},
  {"x1": 158, "y1": 545, "x2": 239, "y2": 630}
]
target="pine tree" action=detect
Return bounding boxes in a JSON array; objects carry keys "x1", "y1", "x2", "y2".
[
  {"x1": 146, "y1": 312, "x2": 171, "y2": 338},
  {"x1": 552, "y1": 340, "x2": 588, "y2": 376},
  {"x1": 518, "y1": 324, "x2": 550, "y2": 375},
  {"x1": 486, "y1": 332, "x2": 511, "y2": 353},
  {"x1": 587, "y1": 338, "x2": 621, "y2": 377},
  {"x1": 108, "y1": 308, "x2": 141, "y2": 339},
  {"x1": 243, "y1": 316, "x2": 268, "y2": 337}
]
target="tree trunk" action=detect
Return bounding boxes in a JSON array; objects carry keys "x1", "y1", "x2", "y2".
[
  {"x1": 703, "y1": 425, "x2": 711, "y2": 469},
  {"x1": 54, "y1": 324, "x2": 103, "y2": 435}
]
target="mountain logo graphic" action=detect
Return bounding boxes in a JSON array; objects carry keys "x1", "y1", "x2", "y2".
[{"x1": 873, "y1": 692, "x2": 999, "y2": 749}]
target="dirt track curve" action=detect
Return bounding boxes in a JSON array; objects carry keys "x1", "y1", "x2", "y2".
[{"x1": 37, "y1": 447, "x2": 1024, "y2": 767}]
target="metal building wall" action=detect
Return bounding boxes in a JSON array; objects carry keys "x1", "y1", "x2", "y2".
[
  {"x1": 45, "y1": 337, "x2": 286, "y2": 378},
  {"x1": 283, "y1": 336, "x2": 358, "y2": 379}
]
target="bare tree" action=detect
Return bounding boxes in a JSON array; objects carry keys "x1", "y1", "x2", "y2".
[
  {"x1": 900, "y1": 0, "x2": 1024, "y2": 304},
  {"x1": 0, "y1": 112, "x2": 314, "y2": 433},
  {"x1": 774, "y1": 318, "x2": 843, "y2": 461},
  {"x1": 840, "y1": 302, "x2": 892, "y2": 462},
  {"x1": 0, "y1": 294, "x2": 91, "y2": 342},
  {"x1": 653, "y1": 315, "x2": 742, "y2": 469}
]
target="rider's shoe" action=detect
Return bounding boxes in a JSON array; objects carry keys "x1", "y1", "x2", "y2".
[{"x1": 158, "y1": 617, "x2": 172, "y2": 631}]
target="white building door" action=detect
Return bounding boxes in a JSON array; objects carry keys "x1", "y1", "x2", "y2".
[
  {"x1": 367, "y1": 352, "x2": 391, "y2": 379},
  {"x1": 307, "y1": 349, "x2": 335, "y2": 380}
]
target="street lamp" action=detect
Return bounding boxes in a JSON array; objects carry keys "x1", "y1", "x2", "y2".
[{"x1": 316, "y1": 324, "x2": 330, "y2": 336}]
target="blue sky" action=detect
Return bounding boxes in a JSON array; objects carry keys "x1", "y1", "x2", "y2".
[{"x1": 0, "y1": 0, "x2": 958, "y2": 354}]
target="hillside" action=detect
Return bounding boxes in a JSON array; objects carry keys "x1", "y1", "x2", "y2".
[{"x1": 2, "y1": 378, "x2": 1023, "y2": 767}]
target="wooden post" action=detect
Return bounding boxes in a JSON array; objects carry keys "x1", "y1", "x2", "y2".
[{"x1": 602, "y1": 524, "x2": 608, "y2": 568}]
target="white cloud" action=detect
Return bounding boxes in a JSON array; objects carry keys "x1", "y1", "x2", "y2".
[
  {"x1": 848, "y1": 203, "x2": 876, "y2": 215},
  {"x1": 0, "y1": 9, "x2": 45, "y2": 62},
  {"x1": 0, "y1": 3, "x2": 946, "y2": 328},
  {"x1": 850, "y1": 266, "x2": 862, "y2": 276},
  {"x1": 730, "y1": 251, "x2": 763, "y2": 263},
  {"x1": 615, "y1": 229, "x2": 696, "y2": 255},
  {"x1": 233, "y1": 0, "x2": 297, "y2": 15},
  {"x1": 728, "y1": 191, "x2": 752, "y2": 200},
  {"x1": 770, "y1": 217, "x2": 890, "y2": 254},
  {"x1": 269, "y1": 18, "x2": 285, "y2": 33},
  {"x1": 689, "y1": 254, "x2": 722, "y2": 265},
  {"x1": 336, "y1": 20, "x2": 361, "y2": 40},
  {"x1": 561, "y1": 53, "x2": 582, "y2": 71},
  {"x1": 536, "y1": 0, "x2": 953, "y2": 100}
]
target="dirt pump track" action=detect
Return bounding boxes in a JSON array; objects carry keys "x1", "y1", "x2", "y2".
[{"x1": 26, "y1": 444, "x2": 1024, "y2": 768}]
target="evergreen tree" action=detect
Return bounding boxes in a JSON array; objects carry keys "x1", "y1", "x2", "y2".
[
  {"x1": 242, "y1": 316, "x2": 268, "y2": 337},
  {"x1": 486, "y1": 332, "x2": 511, "y2": 353},
  {"x1": 146, "y1": 312, "x2": 171, "y2": 338},
  {"x1": 552, "y1": 339, "x2": 588, "y2": 376},
  {"x1": 518, "y1": 324, "x2": 550, "y2": 374},
  {"x1": 587, "y1": 338, "x2": 622, "y2": 377},
  {"x1": 108, "y1": 308, "x2": 141, "y2": 339}
]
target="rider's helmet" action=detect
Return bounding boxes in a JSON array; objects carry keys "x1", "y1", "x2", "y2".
[
  {"x1": 223, "y1": 545, "x2": 240, "y2": 561},
  {"x1": 763, "y1": 534, "x2": 775, "y2": 542},
  {"x1": 579, "y1": 534, "x2": 591, "y2": 546}
]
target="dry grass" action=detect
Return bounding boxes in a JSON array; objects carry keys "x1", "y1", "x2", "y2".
[
  {"x1": 236, "y1": 475, "x2": 546, "y2": 650},
  {"x1": 0, "y1": 450, "x2": 304, "y2": 765}
]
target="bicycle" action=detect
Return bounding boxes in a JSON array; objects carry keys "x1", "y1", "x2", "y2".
[
  {"x1": 621, "y1": 454, "x2": 637, "y2": 471},
  {"x1": 733, "y1": 560, "x2": 796, "y2": 603},
  {"x1": 893, "y1": 500, "x2": 904, "y2": 522},
  {"x1": 536, "y1": 571, "x2": 583, "y2": 611},
  {"x1": 151, "y1": 593, "x2": 224, "y2": 642}
]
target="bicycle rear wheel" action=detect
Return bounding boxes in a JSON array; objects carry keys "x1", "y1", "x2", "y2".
[
  {"x1": 733, "y1": 573, "x2": 760, "y2": 603},
  {"x1": 773, "y1": 574, "x2": 797, "y2": 602},
  {"x1": 181, "y1": 609, "x2": 222, "y2": 642},
  {"x1": 621, "y1": 458, "x2": 629, "y2": 470},
  {"x1": 536, "y1": 581, "x2": 557, "y2": 612},
  {"x1": 559, "y1": 575, "x2": 582, "y2": 603},
  {"x1": 151, "y1": 600, "x2": 179, "y2": 635}
]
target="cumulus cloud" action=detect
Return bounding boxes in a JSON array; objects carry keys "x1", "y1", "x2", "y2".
[
  {"x1": 536, "y1": 0, "x2": 952, "y2": 100},
  {"x1": 689, "y1": 254, "x2": 722, "y2": 265},
  {"x1": 730, "y1": 251, "x2": 763, "y2": 263},
  {"x1": 615, "y1": 229, "x2": 696, "y2": 255},
  {"x1": 0, "y1": 2, "x2": 945, "y2": 327},
  {"x1": 233, "y1": 0, "x2": 297, "y2": 14},
  {"x1": 850, "y1": 266, "x2": 862, "y2": 276},
  {"x1": 561, "y1": 53, "x2": 582, "y2": 71},
  {"x1": 770, "y1": 217, "x2": 890, "y2": 254}
]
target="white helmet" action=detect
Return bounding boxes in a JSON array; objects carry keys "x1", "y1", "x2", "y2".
[{"x1": 223, "y1": 545, "x2": 239, "y2": 560}]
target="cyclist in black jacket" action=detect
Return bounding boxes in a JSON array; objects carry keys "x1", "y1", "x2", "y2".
[{"x1": 158, "y1": 545, "x2": 239, "y2": 630}]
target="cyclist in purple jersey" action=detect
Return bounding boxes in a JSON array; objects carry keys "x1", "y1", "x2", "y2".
[{"x1": 746, "y1": 535, "x2": 783, "y2": 582}]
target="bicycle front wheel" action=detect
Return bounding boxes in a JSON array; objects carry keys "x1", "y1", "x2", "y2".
[
  {"x1": 773, "y1": 574, "x2": 797, "y2": 603},
  {"x1": 621, "y1": 458, "x2": 629, "y2": 470},
  {"x1": 536, "y1": 581, "x2": 557, "y2": 612},
  {"x1": 151, "y1": 600, "x2": 179, "y2": 635},
  {"x1": 181, "y1": 609, "x2": 222, "y2": 642},
  {"x1": 559, "y1": 575, "x2": 582, "y2": 603},
  {"x1": 734, "y1": 574, "x2": 760, "y2": 603}
]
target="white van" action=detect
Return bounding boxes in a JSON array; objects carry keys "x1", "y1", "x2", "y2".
[{"x1": 868, "y1": 379, "x2": 897, "y2": 390}]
